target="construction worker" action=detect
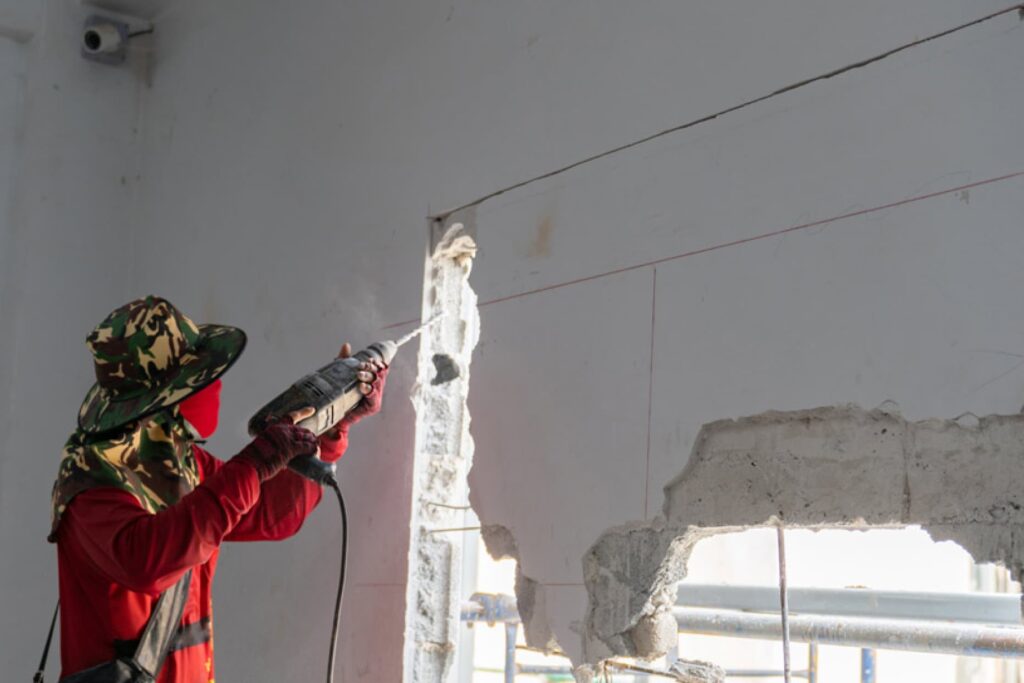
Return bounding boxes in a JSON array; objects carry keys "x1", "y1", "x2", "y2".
[{"x1": 46, "y1": 296, "x2": 387, "y2": 682}]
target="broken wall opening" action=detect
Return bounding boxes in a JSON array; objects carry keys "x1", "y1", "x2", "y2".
[{"x1": 580, "y1": 405, "x2": 1024, "y2": 679}]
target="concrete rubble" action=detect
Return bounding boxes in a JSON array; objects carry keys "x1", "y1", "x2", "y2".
[{"x1": 667, "y1": 658, "x2": 726, "y2": 683}]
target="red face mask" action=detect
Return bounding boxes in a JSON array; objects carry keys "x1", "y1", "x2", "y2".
[{"x1": 178, "y1": 378, "x2": 222, "y2": 439}]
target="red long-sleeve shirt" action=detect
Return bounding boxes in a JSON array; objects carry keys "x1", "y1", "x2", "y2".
[{"x1": 54, "y1": 432, "x2": 347, "y2": 682}]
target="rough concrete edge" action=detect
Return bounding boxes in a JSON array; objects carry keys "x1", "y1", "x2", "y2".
[
  {"x1": 479, "y1": 524, "x2": 563, "y2": 654},
  {"x1": 403, "y1": 217, "x2": 480, "y2": 683},
  {"x1": 578, "y1": 403, "x2": 1024, "y2": 675}
]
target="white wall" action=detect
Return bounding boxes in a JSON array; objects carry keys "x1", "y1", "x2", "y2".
[
  {"x1": 0, "y1": 34, "x2": 27, "y2": 256},
  {"x1": 0, "y1": 0, "x2": 37, "y2": 414},
  {"x1": 0, "y1": 17, "x2": 29, "y2": 359},
  {"x1": 0, "y1": 0, "x2": 146, "y2": 676},
  {"x1": 465, "y1": 2, "x2": 1024, "y2": 668},
  {"x1": 0, "y1": 14, "x2": 37, "y2": 677},
  {"x1": 4, "y1": 0, "x2": 1024, "y2": 679}
]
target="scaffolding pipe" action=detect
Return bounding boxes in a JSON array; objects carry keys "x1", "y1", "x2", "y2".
[
  {"x1": 676, "y1": 584, "x2": 1023, "y2": 625},
  {"x1": 675, "y1": 608, "x2": 1024, "y2": 659},
  {"x1": 465, "y1": 588, "x2": 1024, "y2": 626},
  {"x1": 860, "y1": 648, "x2": 877, "y2": 683}
]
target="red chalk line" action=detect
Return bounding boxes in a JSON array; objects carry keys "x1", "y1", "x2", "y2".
[{"x1": 384, "y1": 169, "x2": 1024, "y2": 330}]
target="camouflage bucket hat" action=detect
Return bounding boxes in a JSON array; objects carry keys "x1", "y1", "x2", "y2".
[{"x1": 78, "y1": 295, "x2": 247, "y2": 434}]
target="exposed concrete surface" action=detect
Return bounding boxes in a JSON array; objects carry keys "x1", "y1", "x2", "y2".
[
  {"x1": 481, "y1": 524, "x2": 562, "y2": 653},
  {"x1": 668, "y1": 659, "x2": 726, "y2": 683},
  {"x1": 629, "y1": 612, "x2": 679, "y2": 658},
  {"x1": 582, "y1": 405, "x2": 1024, "y2": 668},
  {"x1": 403, "y1": 221, "x2": 480, "y2": 683},
  {"x1": 481, "y1": 524, "x2": 518, "y2": 561}
]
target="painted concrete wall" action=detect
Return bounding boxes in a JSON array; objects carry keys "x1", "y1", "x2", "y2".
[
  {"x1": 0, "y1": 0, "x2": 37, "y2": 380},
  {"x1": 0, "y1": 19, "x2": 29, "y2": 328},
  {"x1": 0, "y1": 15, "x2": 36, "y2": 678},
  {"x1": 465, "y1": 2, "x2": 1024, "y2": 670},
  {"x1": 4, "y1": 0, "x2": 1023, "y2": 679},
  {"x1": 0, "y1": 0, "x2": 146, "y2": 676}
]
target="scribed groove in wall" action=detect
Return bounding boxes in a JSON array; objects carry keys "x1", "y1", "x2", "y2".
[
  {"x1": 385, "y1": 168, "x2": 1024, "y2": 332},
  {"x1": 475, "y1": 170, "x2": 1024, "y2": 308},
  {"x1": 403, "y1": 218, "x2": 480, "y2": 683},
  {"x1": 431, "y1": 3, "x2": 1024, "y2": 221}
]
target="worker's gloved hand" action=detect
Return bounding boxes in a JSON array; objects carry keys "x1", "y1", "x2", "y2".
[
  {"x1": 235, "y1": 410, "x2": 319, "y2": 482},
  {"x1": 341, "y1": 364, "x2": 388, "y2": 429},
  {"x1": 328, "y1": 342, "x2": 389, "y2": 434}
]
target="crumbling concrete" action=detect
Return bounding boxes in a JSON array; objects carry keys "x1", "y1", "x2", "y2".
[
  {"x1": 579, "y1": 404, "x2": 1024, "y2": 671},
  {"x1": 402, "y1": 219, "x2": 480, "y2": 683},
  {"x1": 481, "y1": 524, "x2": 562, "y2": 653},
  {"x1": 668, "y1": 658, "x2": 726, "y2": 683}
]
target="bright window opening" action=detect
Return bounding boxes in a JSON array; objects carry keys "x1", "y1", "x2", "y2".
[
  {"x1": 679, "y1": 527, "x2": 1022, "y2": 683},
  {"x1": 462, "y1": 526, "x2": 1022, "y2": 682}
]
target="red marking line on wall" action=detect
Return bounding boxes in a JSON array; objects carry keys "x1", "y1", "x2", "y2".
[
  {"x1": 477, "y1": 170, "x2": 1024, "y2": 308},
  {"x1": 385, "y1": 169, "x2": 1024, "y2": 332}
]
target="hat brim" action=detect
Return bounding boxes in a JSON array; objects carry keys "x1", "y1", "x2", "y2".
[{"x1": 78, "y1": 324, "x2": 247, "y2": 434}]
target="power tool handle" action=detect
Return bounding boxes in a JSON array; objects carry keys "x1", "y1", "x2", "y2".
[{"x1": 288, "y1": 454, "x2": 337, "y2": 486}]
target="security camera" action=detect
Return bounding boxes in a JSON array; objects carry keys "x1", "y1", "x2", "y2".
[
  {"x1": 81, "y1": 16, "x2": 130, "y2": 64},
  {"x1": 83, "y1": 23, "x2": 122, "y2": 54}
]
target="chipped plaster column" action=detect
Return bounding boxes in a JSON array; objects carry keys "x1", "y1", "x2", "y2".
[{"x1": 403, "y1": 216, "x2": 480, "y2": 683}]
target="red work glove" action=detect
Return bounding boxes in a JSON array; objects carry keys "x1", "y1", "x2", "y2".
[
  {"x1": 341, "y1": 364, "x2": 388, "y2": 430},
  {"x1": 322, "y1": 343, "x2": 389, "y2": 440},
  {"x1": 234, "y1": 415, "x2": 319, "y2": 482}
]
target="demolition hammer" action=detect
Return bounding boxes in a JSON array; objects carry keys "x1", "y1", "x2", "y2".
[{"x1": 248, "y1": 314, "x2": 444, "y2": 485}]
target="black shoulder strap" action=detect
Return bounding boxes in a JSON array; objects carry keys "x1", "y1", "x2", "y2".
[
  {"x1": 33, "y1": 602, "x2": 59, "y2": 683},
  {"x1": 130, "y1": 570, "x2": 193, "y2": 678},
  {"x1": 33, "y1": 570, "x2": 192, "y2": 683}
]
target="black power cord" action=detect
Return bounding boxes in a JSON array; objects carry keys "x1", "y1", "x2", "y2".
[
  {"x1": 32, "y1": 602, "x2": 59, "y2": 682},
  {"x1": 326, "y1": 481, "x2": 348, "y2": 683}
]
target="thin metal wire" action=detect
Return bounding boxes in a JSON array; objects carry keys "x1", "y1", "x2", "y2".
[
  {"x1": 385, "y1": 169, "x2": 1024, "y2": 331},
  {"x1": 515, "y1": 644, "x2": 571, "y2": 658},
  {"x1": 607, "y1": 659, "x2": 708, "y2": 680},
  {"x1": 430, "y1": 3, "x2": 1024, "y2": 220},
  {"x1": 777, "y1": 523, "x2": 793, "y2": 683},
  {"x1": 424, "y1": 501, "x2": 473, "y2": 510}
]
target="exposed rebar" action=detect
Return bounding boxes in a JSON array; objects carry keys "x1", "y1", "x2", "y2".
[{"x1": 777, "y1": 524, "x2": 792, "y2": 683}]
